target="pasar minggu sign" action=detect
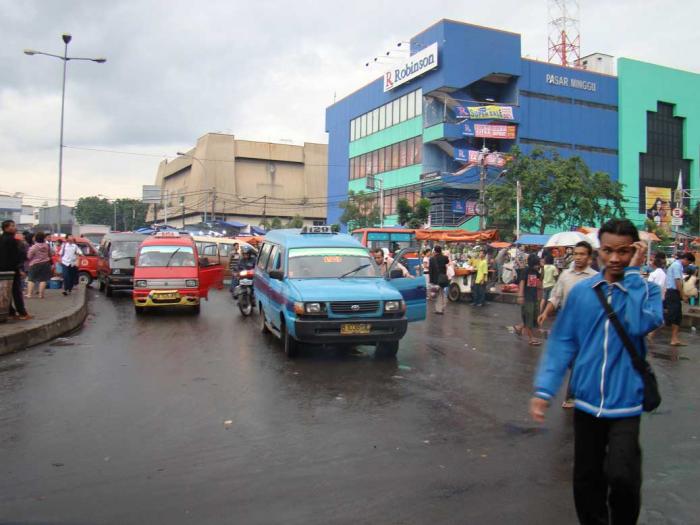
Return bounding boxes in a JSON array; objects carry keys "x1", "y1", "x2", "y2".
[
  {"x1": 383, "y1": 42, "x2": 438, "y2": 92},
  {"x1": 545, "y1": 74, "x2": 597, "y2": 92}
]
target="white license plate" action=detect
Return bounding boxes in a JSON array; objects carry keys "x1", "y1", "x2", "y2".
[{"x1": 239, "y1": 279, "x2": 253, "y2": 286}]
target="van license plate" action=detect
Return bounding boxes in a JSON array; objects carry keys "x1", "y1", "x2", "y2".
[
  {"x1": 154, "y1": 292, "x2": 179, "y2": 300},
  {"x1": 340, "y1": 323, "x2": 371, "y2": 335}
]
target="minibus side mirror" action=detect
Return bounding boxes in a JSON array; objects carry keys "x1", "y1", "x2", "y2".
[{"x1": 269, "y1": 270, "x2": 284, "y2": 281}]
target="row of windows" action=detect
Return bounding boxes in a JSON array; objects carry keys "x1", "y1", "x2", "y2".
[
  {"x1": 351, "y1": 184, "x2": 423, "y2": 216},
  {"x1": 520, "y1": 90, "x2": 618, "y2": 111},
  {"x1": 519, "y1": 137, "x2": 617, "y2": 155},
  {"x1": 646, "y1": 103, "x2": 685, "y2": 159},
  {"x1": 348, "y1": 136, "x2": 422, "y2": 181},
  {"x1": 350, "y1": 89, "x2": 422, "y2": 142}
]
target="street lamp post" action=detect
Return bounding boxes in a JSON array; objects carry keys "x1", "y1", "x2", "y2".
[{"x1": 24, "y1": 34, "x2": 106, "y2": 235}]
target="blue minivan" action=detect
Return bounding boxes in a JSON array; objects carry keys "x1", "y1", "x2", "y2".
[{"x1": 254, "y1": 227, "x2": 426, "y2": 358}]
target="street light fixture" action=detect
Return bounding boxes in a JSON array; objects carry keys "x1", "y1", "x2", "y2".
[{"x1": 24, "y1": 34, "x2": 106, "y2": 234}]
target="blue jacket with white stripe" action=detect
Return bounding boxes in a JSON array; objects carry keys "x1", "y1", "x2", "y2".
[{"x1": 534, "y1": 267, "x2": 664, "y2": 418}]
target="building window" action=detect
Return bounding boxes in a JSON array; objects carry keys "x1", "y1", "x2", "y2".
[
  {"x1": 379, "y1": 105, "x2": 386, "y2": 130},
  {"x1": 392, "y1": 99, "x2": 400, "y2": 126},
  {"x1": 407, "y1": 91, "x2": 416, "y2": 119},
  {"x1": 399, "y1": 95, "x2": 408, "y2": 122},
  {"x1": 350, "y1": 119, "x2": 356, "y2": 141},
  {"x1": 415, "y1": 88, "x2": 423, "y2": 115},
  {"x1": 386, "y1": 102, "x2": 394, "y2": 127},
  {"x1": 638, "y1": 101, "x2": 690, "y2": 213},
  {"x1": 347, "y1": 135, "x2": 422, "y2": 181}
]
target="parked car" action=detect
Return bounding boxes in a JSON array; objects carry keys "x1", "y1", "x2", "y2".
[{"x1": 97, "y1": 232, "x2": 148, "y2": 297}]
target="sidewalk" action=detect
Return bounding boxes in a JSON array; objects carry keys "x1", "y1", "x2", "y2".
[{"x1": 0, "y1": 285, "x2": 88, "y2": 355}]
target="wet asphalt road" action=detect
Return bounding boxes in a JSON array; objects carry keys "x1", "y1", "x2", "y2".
[{"x1": 0, "y1": 290, "x2": 698, "y2": 524}]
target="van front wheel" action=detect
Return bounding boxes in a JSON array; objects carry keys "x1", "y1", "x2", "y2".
[{"x1": 283, "y1": 323, "x2": 299, "y2": 358}]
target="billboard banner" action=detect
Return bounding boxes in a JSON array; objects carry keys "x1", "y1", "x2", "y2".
[
  {"x1": 462, "y1": 122, "x2": 475, "y2": 137},
  {"x1": 455, "y1": 105, "x2": 514, "y2": 120},
  {"x1": 453, "y1": 148, "x2": 507, "y2": 167},
  {"x1": 383, "y1": 42, "x2": 438, "y2": 92},
  {"x1": 451, "y1": 200, "x2": 479, "y2": 215},
  {"x1": 451, "y1": 200, "x2": 466, "y2": 214},
  {"x1": 474, "y1": 124, "x2": 517, "y2": 139},
  {"x1": 645, "y1": 186, "x2": 672, "y2": 229},
  {"x1": 454, "y1": 148, "x2": 470, "y2": 162}
]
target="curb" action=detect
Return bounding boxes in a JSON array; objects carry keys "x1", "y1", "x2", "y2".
[{"x1": 0, "y1": 286, "x2": 88, "y2": 356}]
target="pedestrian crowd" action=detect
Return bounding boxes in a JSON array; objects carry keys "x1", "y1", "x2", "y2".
[{"x1": 0, "y1": 219, "x2": 85, "y2": 322}]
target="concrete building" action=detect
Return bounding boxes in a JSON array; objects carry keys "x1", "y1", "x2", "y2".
[
  {"x1": 325, "y1": 19, "x2": 700, "y2": 230},
  {"x1": 0, "y1": 194, "x2": 22, "y2": 224},
  {"x1": 150, "y1": 133, "x2": 328, "y2": 226}
]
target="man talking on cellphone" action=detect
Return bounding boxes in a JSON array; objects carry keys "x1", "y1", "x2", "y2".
[{"x1": 530, "y1": 219, "x2": 663, "y2": 524}]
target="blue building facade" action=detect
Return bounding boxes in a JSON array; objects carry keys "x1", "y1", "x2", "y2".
[{"x1": 325, "y1": 19, "x2": 619, "y2": 229}]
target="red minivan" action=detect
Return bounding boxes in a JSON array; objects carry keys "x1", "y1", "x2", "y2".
[{"x1": 132, "y1": 233, "x2": 224, "y2": 314}]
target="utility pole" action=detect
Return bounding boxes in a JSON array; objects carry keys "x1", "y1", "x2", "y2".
[
  {"x1": 478, "y1": 145, "x2": 488, "y2": 231},
  {"x1": 211, "y1": 188, "x2": 217, "y2": 222},
  {"x1": 262, "y1": 195, "x2": 267, "y2": 226},
  {"x1": 203, "y1": 191, "x2": 208, "y2": 223},
  {"x1": 163, "y1": 190, "x2": 168, "y2": 225},
  {"x1": 180, "y1": 196, "x2": 185, "y2": 228},
  {"x1": 113, "y1": 201, "x2": 117, "y2": 231},
  {"x1": 516, "y1": 179, "x2": 521, "y2": 240},
  {"x1": 378, "y1": 177, "x2": 384, "y2": 228}
]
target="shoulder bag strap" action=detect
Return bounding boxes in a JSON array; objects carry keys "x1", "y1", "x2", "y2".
[{"x1": 593, "y1": 285, "x2": 648, "y2": 375}]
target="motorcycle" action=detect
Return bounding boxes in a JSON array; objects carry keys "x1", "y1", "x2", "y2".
[{"x1": 233, "y1": 269, "x2": 255, "y2": 316}]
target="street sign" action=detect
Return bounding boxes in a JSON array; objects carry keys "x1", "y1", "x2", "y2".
[
  {"x1": 671, "y1": 207, "x2": 683, "y2": 219},
  {"x1": 142, "y1": 185, "x2": 162, "y2": 204},
  {"x1": 672, "y1": 217, "x2": 683, "y2": 226}
]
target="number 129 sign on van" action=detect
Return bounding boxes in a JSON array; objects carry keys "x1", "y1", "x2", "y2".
[{"x1": 254, "y1": 227, "x2": 426, "y2": 358}]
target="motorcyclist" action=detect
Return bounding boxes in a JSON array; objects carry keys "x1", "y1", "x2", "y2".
[
  {"x1": 237, "y1": 245, "x2": 257, "y2": 272},
  {"x1": 232, "y1": 245, "x2": 257, "y2": 299}
]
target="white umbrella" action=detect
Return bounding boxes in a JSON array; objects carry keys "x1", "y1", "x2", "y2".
[{"x1": 545, "y1": 231, "x2": 600, "y2": 249}]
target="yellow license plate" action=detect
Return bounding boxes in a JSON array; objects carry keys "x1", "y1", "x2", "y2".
[
  {"x1": 340, "y1": 323, "x2": 371, "y2": 335},
  {"x1": 154, "y1": 292, "x2": 179, "y2": 300}
]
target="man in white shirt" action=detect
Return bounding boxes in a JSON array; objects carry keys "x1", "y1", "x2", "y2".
[
  {"x1": 60, "y1": 235, "x2": 81, "y2": 295},
  {"x1": 646, "y1": 252, "x2": 667, "y2": 344}
]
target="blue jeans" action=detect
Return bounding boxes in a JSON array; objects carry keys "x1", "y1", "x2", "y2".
[
  {"x1": 62, "y1": 265, "x2": 78, "y2": 292},
  {"x1": 472, "y1": 283, "x2": 486, "y2": 305}
]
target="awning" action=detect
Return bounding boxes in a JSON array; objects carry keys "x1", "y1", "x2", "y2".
[
  {"x1": 213, "y1": 219, "x2": 247, "y2": 229},
  {"x1": 415, "y1": 229, "x2": 499, "y2": 242},
  {"x1": 516, "y1": 234, "x2": 551, "y2": 246},
  {"x1": 490, "y1": 241, "x2": 512, "y2": 249}
]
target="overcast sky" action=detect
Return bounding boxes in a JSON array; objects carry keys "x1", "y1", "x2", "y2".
[{"x1": 1, "y1": 0, "x2": 699, "y2": 207}]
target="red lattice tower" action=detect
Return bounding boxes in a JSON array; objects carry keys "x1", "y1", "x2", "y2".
[{"x1": 547, "y1": 0, "x2": 581, "y2": 67}]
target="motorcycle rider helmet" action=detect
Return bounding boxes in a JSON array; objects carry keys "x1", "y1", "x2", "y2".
[{"x1": 241, "y1": 245, "x2": 254, "y2": 255}]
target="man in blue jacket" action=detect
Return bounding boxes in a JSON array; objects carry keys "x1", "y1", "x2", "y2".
[{"x1": 530, "y1": 219, "x2": 663, "y2": 524}]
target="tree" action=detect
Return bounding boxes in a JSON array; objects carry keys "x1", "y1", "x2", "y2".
[
  {"x1": 270, "y1": 217, "x2": 283, "y2": 230},
  {"x1": 286, "y1": 215, "x2": 304, "y2": 228},
  {"x1": 114, "y1": 199, "x2": 149, "y2": 231},
  {"x1": 486, "y1": 147, "x2": 626, "y2": 235},
  {"x1": 395, "y1": 197, "x2": 431, "y2": 228},
  {"x1": 74, "y1": 197, "x2": 113, "y2": 226},
  {"x1": 397, "y1": 198, "x2": 413, "y2": 226},
  {"x1": 339, "y1": 190, "x2": 380, "y2": 229},
  {"x1": 683, "y1": 202, "x2": 700, "y2": 236}
]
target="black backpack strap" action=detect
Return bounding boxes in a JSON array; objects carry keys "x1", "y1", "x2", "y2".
[{"x1": 593, "y1": 285, "x2": 647, "y2": 376}]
